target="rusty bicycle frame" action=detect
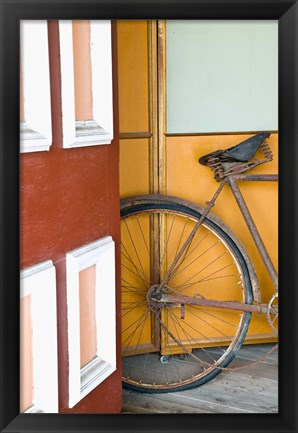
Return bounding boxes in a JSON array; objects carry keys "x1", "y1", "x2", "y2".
[{"x1": 153, "y1": 144, "x2": 278, "y2": 332}]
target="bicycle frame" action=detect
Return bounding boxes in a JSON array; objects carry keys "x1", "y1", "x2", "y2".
[
  {"x1": 227, "y1": 174, "x2": 278, "y2": 293},
  {"x1": 155, "y1": 172, "x2": 278, "y2": 317}
]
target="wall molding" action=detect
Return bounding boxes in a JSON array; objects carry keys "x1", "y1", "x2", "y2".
[
  {"x1": 73, "y1": 120, "x2": 111, "y2": 147},
  {"x1": 20, "y1": 21, "x2": 52, "y2": 153},
  {"x1": 66, "y1": 236, "x2": 116, "y2": 408},
  {"x1": 119, "y1": 131, "x2": 152, "y2": 139},
  {"x1": 20, "y1": 121, "x2": 51, "y2": 153},
  {"x1": 20, "y1": 260, "x2": 58, "y2": 413},
  {"x1": 59, "y1": 20, "x2": 113, "y2": 149},
  {"x1": 165, "y1": 130, "x2": 279, "y2": 137}
]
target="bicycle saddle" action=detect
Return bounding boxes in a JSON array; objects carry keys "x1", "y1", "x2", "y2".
[{"x1": 199, "y1": 132, "x2": 271, "y2": 166}]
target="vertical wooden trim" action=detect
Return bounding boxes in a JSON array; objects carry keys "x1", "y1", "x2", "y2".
[
  {"x1": 157, "y1": 20, "x2": 167, "y2": 195},
  {"x1": 157, "y1": 20, "x2": 168, "y2": 352},
  {"x1": 157, "y1": 20, "x2": 167, "y2": 282},
  {"x1": 148, "y1": 21, "x2": 161, "y2": 348},
  {"x1": 148, "y1": 19, "x2": 167, "y2": 194},
  {"x1": 148, "y1": 20, "x2": 159, "y2": 195}
]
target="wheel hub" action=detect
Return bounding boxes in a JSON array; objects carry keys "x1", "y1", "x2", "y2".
[{"x1": 147, "y1": 284, "x2": 169, "y2": 307}]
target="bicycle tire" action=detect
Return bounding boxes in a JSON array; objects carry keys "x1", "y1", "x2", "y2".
[{"x1": 121, "y1": 195, "x2": 254, "y2": 393}]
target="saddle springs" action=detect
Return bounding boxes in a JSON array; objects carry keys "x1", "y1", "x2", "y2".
[{"x1": 205, "y1": 140, "x2": 273, "y2": 181}]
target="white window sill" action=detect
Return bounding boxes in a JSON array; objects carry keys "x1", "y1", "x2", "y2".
[
  {"x1": 80, "y1": 356, "x2": 116, "y2": 399},
  {"x1": 64, "y1": 120, "x2": 112, "y2": 149},
  {"x1": 20, "y1": 122, "x2": 51, "y2": 153},
  {"x1": 23, "y1": 405, "x2": 44, "y2": 414}
]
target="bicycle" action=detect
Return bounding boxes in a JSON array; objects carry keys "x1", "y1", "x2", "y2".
[{"x1": 120, "y1": 132, "x2": 278, "y2": 393}]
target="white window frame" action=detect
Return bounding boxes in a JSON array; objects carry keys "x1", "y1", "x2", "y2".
[
  {"x1": 59, "y1": 20, "x2": 113, "y2": 149},
  {"x1": 66, "y1": 236, "x2": 116, "y2": 408},
  {"x1": 20, "y1": 261, "x2": 58, "y2": 413},
  {"x1": 20, "y1": 21, "x2": 52, "y2": 153}
]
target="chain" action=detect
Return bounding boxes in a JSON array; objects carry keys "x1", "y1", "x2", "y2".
[{"x1": 149, "y1": 304, "x2": 278, "y2": 371}]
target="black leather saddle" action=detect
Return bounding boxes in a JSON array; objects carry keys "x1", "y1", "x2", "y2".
[{"x1": 199, "y1": 132, "x2": 271, "y2": 166}]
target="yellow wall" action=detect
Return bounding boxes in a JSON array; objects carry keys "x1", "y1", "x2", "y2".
[
  {"x1": 118, "y1": 20, "x2": 150, "y2": 197},
  {"x1": 120, "y1": 139, "x2": 150, "y2": 197},
  {"x1": 117, "y1": 20, "x2": 149, "y2": 133}
]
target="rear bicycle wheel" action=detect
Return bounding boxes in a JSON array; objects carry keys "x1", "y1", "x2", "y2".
[{"x1": 121, "y1": 195, "x2": 253, "y2": 392}]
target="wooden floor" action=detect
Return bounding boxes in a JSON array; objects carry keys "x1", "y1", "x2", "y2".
[{"x1": 122, "y1": 344, "x2": 278, "y2": 414}]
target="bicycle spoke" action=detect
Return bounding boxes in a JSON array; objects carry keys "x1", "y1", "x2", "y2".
[
  {"x1": 172, "y1": 253, "x2": 231, "y2": 292},
  {"x1": 169, "y1": 240, "x2": 222, "y2": 281},
  {"x1": 121, "y1": 277, "x2": 147, "y2": 293},
  {"x1": 173, "y1": 216, "x2": 189, "y2": 259},
  {"x1": 157, "y1": 214, "x2": 177, "y2": 278},
  {"x1": 169, "y1": 313, "x2": 196, "y2": 379},
  {"x1": 122, "y1": 262, "x2": 150, "y2": 288},
  {"x1": 122, "y1": 307, "x2": 150, "y2": 351},
  {"x1": 190, "y1": 305, "x2": 239, "y2": 328},
  {"x1": 121, "y1": 244, "x2": 149, "y2": 284},
  {"x1": 122, "y1": 288, "x2": 145, "y2": 298},
  {"x1": 168, "y1": 231, "x2": 213, "y2": 282},
  {"x1": 134, "y1": 308, "x2": 151, "y2": 356},
  {"x1": 167, "y1": 309, "x2": 219, "y2": 363},
  {"x1": 135, "y1": 215, "x2": 150, "y2": 256},
  {"x1": 121, "y1": 299, "x2": 146, "y2": 313},
  {"x1": 168, "y1": 308, "x2": 220, "y2": 351},
  {"x1": 123, "y1": 219, "x2": 150, "y2": 285},
  {"x1": 185, "y1": 306, "x2": 236, "y2": 340},
  {"x1": 137, "y1": 309, "x2": 160, "y2": 384},
  {"x1": 181, "y1": 230, "x2": 212, "y2": 263},
  {"x1": 122, "y1": 308, "x2": 149, "y2": 334},
  {"x1": 173, "y1": 262, "x2": 235, "y2": 292}
]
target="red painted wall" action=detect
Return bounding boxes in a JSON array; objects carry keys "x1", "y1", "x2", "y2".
[{"x1": 20, "y1": 20, "x2": 122, "y2": 413}]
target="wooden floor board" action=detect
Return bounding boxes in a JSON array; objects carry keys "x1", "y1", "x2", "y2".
[{"x1": 122, "y1": 344, "x2": 278, "y2": 414}]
